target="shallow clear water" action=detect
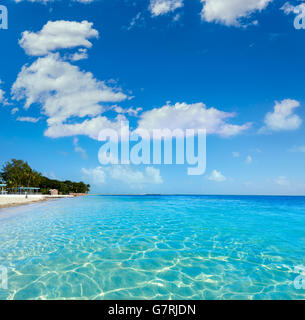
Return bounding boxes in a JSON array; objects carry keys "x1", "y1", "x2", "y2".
[{"x1": 0, "y1": 195, "x2": 305, "y2": 300}]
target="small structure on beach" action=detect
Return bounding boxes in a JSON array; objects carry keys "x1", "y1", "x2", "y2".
[
  {"x1": 0, "y1": 183, "x2": 7, "y2": 195},
  {"x1": 17, "y1": 187, "x2": 40, "y2": 195},
  {"x1": 49, "y1": 189, "x2": 58, "y2": 196}
]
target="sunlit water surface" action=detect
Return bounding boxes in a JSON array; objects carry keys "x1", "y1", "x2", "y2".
[{"x1": 0, "y1": 195, "x2": 305, "y2": 300}]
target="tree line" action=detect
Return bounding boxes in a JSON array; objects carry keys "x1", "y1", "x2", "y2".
[{"x1": 0, "y1": 159, "x2": 90, "y2": 195}]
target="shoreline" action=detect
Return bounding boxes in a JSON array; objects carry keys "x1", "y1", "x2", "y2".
[{"x1": 0, "y1": 195, "x2": 75, "y2": 210}]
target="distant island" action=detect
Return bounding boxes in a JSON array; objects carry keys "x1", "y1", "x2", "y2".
[{"x1": 0, "y1": 159, "x2": 90, "y2": 195}]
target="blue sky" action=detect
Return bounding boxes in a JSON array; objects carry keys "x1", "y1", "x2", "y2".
[{"x1": 1, "y1": 0, "x2": 305, "y2": 195}]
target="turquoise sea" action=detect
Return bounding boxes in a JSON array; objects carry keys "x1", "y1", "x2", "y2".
[{"x1": 0, "y1": 195, "x2": 305, "y2": 300}]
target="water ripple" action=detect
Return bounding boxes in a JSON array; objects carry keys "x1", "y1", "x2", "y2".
[{"x1": 0, "y1": 195, "x2": 305, "y2": 300}]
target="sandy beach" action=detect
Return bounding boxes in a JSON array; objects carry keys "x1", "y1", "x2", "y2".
[{"x1": 0, "y1": 195, "x2": 74, "y2": 209}]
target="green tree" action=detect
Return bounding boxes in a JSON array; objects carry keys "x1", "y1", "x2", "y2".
[
  {"x1": 1, "y1": 159, "x2": 41, "y2": 191},
  {"x1": 1, "y1": 159, "x2": 90, "y2": 194}
]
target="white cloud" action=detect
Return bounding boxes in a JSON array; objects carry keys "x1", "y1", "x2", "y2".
[
  {"x1": 0, "y1": 89, "x2": 6, "y2": 104},
  {"x1": 281, "y1": 2, "x2": 305, "y2": 15},
  {"x1": 274, "y1": 176, "x2": 290, "y2": 187},
  {"x1": 289, "y1": 145, "x2": 305, "y2": 153},
  {"x1": 261, "y1": 99, "x2": 302, "y2": 132},
  {"x1": 200, "y1": 0, "x2": 273, "y2": 27},
  {"x1": 69, "y1": 48, "x2": 88, "y2": 61},
  {"x1": 73, "y1": 137, "x2": 88, "y2": 159},
  {"x1": 75, "y1": 0, "x2": 95, "y2": 3},
  {"x1": 173, "y1": 13, "x2": 182, "y2": 22},
  {"x1": 44, "y1": 115, "x2": 126, "y2": 139},
  {"x1": 13, "y1": 21, "x2": 128, "y2": 141},
  {"x1": 126, "y1": 12, "x2": 144, "y2": 30},
  {"x1": 137, "y1": 102, "x2": 251, "y2": 137},
  {"x1": 19, "y1": 20, "x2": 98, "y2": 56},
  {"x1": 246, "y1": 155, "x2": 252, "y2": 164},
  {"x1": 0, "y1": 81, "x2": 9, "y2": 105},
  {"x1": 82, "y1": 165, "x2": 163, "y2": 186},
  {"x1": 113, "y1": 105, "x2": 143, "y2": 116},
  {"x1": 11, "y1": 107, "x2": 19, "y2": 115},
  {"x1": 110, "y1": 166, "x2": 163, "y2": 185},
  {"x1": 232, "y1": 151, "x2": 240, "y2": 158},
  {"x1": 149, "y1": 0, "x2": 183, "y2": 17},
  {"x1": 17, "y1": 116, "x2": 41, "y2": 123},
  {"x1": 244, "y1": 181, "x2": 253, "y2": 187},
  {"x1": 82, "y1": 167, "x2": 107, "y2": 185},
  {"x1": 12, "y1": 53, "x2": 127, "y2": 131},
  {"x1": 208, "y1": 170, "x2": 226, "y2": 182}
]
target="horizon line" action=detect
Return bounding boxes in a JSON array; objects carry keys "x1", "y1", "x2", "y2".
[{"x1": 88, "y1": 193, "x2": 305, "y2": 197}]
